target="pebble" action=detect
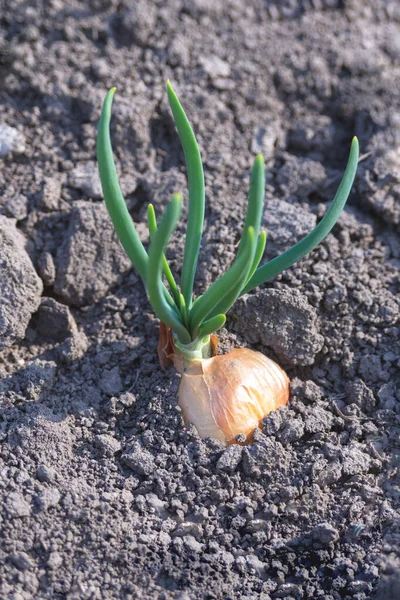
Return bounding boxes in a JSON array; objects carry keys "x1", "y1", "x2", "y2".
[
  {"x1": 6, "y1": 492, "x2": 31, "y2": 518},
  {"x1": 68, "y1": 162, "x2": 103, "y2": 199},
  {"x1": 216, "y1": 445, "x2": 243, "y2": 473},
  {"x1": 36, "y1": 487, "x2": 61, "y2": 511},
  {"x1": 0, "y1": 123, "x2": 26, "y2": 157}
]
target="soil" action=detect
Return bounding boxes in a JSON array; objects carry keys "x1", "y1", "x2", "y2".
[{"x1": 1, "y1": 1, "x2": 400, "y2": 599}]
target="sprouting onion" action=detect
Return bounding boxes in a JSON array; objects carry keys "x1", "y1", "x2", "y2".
[{"x1": 97, "y1": 81, "x2": 359, "y2": 444}]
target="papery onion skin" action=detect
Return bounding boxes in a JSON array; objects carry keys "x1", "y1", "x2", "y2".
[{"x1": 178, "y1": 348, "x2": 289, "y2": 444}]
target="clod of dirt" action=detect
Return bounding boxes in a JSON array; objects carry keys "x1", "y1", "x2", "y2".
[
  {"x1": 264, "y1": 195, "x2": 317, "y2": 255},
  {"x1": 0, "y1": 123, "x2": 26, "y2": 157},
  {"x1": 68, "y1": 162, "x2": 103, "y2": 200},
  {"x1": 2, "y1": 193, "x2": 28, "y2": 221},
  {"x1": 0, "y1": 216, "x2": 43, "y2": 349},
  {"x1": 34, "y1": 297, "x2": 77, "y2": 341},
  {"x1": 37, "y1": 177, "x2": 65, "y2": 212},
  {"x1": 230, "y1": 287, "x2": 324, "y2": 366},
  {"x1": 53, "y1": 201, "x2": 132, "y2": 306},
  {"x1": 0, "y1": 359, "x2": 57, "y2": 401},
  {"x1": 57, "y1": 331, "x2": 88, "y2": 364},
  {"x1": 276, "y1": 154, "x2": 327, "y2": 199}
]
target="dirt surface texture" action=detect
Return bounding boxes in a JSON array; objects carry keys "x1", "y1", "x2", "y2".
[{"x1": 1, "y1": 1, "x2": 400, "y2": 599}]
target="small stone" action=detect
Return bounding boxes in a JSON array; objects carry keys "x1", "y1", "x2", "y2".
[
  {"x1": 36, "y1": 464, "x2": 56, "y2": 483},
  {"x1": 183, "y1": 535, "x2": 202, "y2": 553},
  {"x1": 377, "y1": 383, "x2": 397, "y2": 410},
  {"x1": 264, "y1": 196, "x2": 317, "y2": 256},
  {"x1": 251, "y1": 123, "x2": 285, "y2": 160},
  {"x1": 121, "y1": 444, "x2": 155, "y2": 475},
  {"x1": 47, "y1": 551, "x2": 63, "y2": 569},
  {"x1": 58, "y1": 331, "x2": 88, "y2": 364},
  {"x1": 38, "y1": 252, "x2": 56, "y2": 286},
  {"x1": 99, "y1": 366, "x2": 123, "y2": 396},
  {"x1": 118, "y1": 392, "x2": 136, "y2": 407},
  {"x1": 216, "y1": 445, "x2": 243, "y2": 473},
  {"x1": 231, "y1": 288, "x2": 323, "y2": 367},
  {"x1": 345, "y1": 379, "x2": 376, "y2": 412},
  {"x1": 0, "y1": 216, "x2": 43, "y2": 349},
  {"x1": 35, "y1": 297, "x2": 77, "y2": 341},
  {"x1": 54, "y1": 202, "x2": 131, "y2": 306},
  {"x1": 37, "y1": 177, "x2": 64, "y2": 211},
  {"x1": 0, "y1": 123, "x2": 26, "y2": 157},
  {"x1": 278, "y1": 419, "x2": 305, "y2": 444},
  {"x1": 3, "y1": 194, "x2": 28, "y2": 220},
  {"x1": 36, "y1": 487, "x2": 61, "y2": 511},
  {"x1": 94, "y1": 434, "x2": 121, "y2": 457},
  {"x1": 6, "y1": 492, "x2": 31, "y2": 518},
  {"x1": 200, "y1": 55, "x2": 231, "y2": 79},
  {"x1": 173, "y1": 523, "x2": 202, "y2": 539},
  {"x1": 9, "y1": 552, "x2": 34, "y2": 570},
  {"x1": 311, "y1": 522, "x2": 339, "y2": 546},
  {"x1": 68, "y1": 162, "x2": 103, "y2": 199},
  {"x1": 92, "y1": 58, "x2": 110, "y2": 80}
]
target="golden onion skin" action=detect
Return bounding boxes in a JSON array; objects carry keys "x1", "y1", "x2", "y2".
[{"x1": 178, "y1": 348, "x2": 290, "y2": 444}]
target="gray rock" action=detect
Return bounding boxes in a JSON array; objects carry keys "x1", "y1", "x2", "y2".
[
  {"x1": 37, "y1": 177, "x2": 64, "y2": 211},
  {"x1": 251, "y1": 122, "x2": 286, "y2": 160},
  {"x1": 57, "y1": 331, "x2": 88, "y2": 364},
  {"x1": 5, "y1": 492, "x2": 31, "y2": 518},
  {"x1": 35, "y1": 297, "x2": 77, "y2": 341},
  {"x1": 278, "y1": 419, "x2": 305, "y2": 444},
  {"x1": 47, "y1": 551, "x2": 63, "y2": 569},
  {"x1": 0, "y1": 359, "x2": 57, "y2": 401},
  {"x1": 173, "y1": 523, "x2": 202, "y2": 539},
  {"x1": 37, "y1": 252, "x2": 56, "y2": 286},
  {"x1": 276, "y1": 154, "x2": 327, "y2": 199},
  {"x1": 345, "y1": 379, "x2": 376, "y2": 412},
  {"x1": 99, "y1": 366, "x2": 123, "y2": 396},
  {"x1": 311, "y1": 522, "x2": 339, "y2": 546},
  {"x1": 68, "y1": 163, "x2": 103, "y2": 199},
  {"x1": 230, "y1": 288, "x2": 324, "y2": 366},
  {"x1": 36, "y1": 487, "x2": 61, "y2": 511},
  {"x1": 9, "y1": 552, "x2": 34, "y2": 571},
  {"x1": 121, "y1": 444, "x2": 156, "y2": 476},
  {"x1": 113, "y1": 2, "x2": 157, "y2": 46},
  {"x1": 200, "y1": 55, "x2": 231, "y2": 79},
  {"x1": 3, "y1": 194, "x2": 28, "y2": 220},
  {"x1": 36, "y1": 464, "x2": 57, "y2": 483},
  {"x1": 288, "y1": 114, "x2": 335, "y2": 154},
  {"x1": 216, "y1": 445, "x2": 243, "y2": 473},
  {"x1": 53, "y1": 201, "x2": 131, "y2": 306},
  {"x1": 94, "y1": 434, "x2": 122, "y2": 457},
  {"x1": 0, "y1": 216, "x2": 43, "y2": 349},
  {"x1": 0, "y1": 123, "x2": 26, "y2": 157},
  {"x1": 264, "y1": 196, "x2": 317, "y2": 256}
]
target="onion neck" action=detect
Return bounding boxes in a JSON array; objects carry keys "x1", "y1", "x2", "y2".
[{"x1": 173, "y1": 334, "x2": 212, "y2": 370}]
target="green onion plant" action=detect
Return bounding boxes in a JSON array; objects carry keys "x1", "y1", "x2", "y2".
[{"x1": 97, "y1": 81, "x2": 359, "y2": 363}]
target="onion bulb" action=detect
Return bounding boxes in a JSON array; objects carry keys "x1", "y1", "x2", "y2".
[{"x1": 159, "y1": 323, "x2": 290, "y2": 444}]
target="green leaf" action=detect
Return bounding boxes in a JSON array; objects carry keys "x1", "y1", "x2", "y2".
[
  {"x1": 179, "y1": 293, "x2": 189, "y2": 328},
  {"x1": 147, "y1": 203, "x2": 180, "y2": 306},
  {"x1": 237, "y1": 154, "x2": 265, "y2": 258},
  {"x1": 147, "y1": 193, "x2": 192, "y2": 344},
  {"x1": 198, "y1": 314, "x2": 226, "y2": 338},
  {"x1": 189, "y1": 226, "x2": 256, "y2": 337},
  {"x1": 97, "y1": 89, "x2": 175, "y2": 308},
  {"x1": 97, "y1": 88, "x2": 148, "y2": 281},
  {"x1": 242, "y1": 137, "x2": 359, "y2": 294},
  {"x1": 167, "y1": 81, "x2": 205, "y2": 309}
]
